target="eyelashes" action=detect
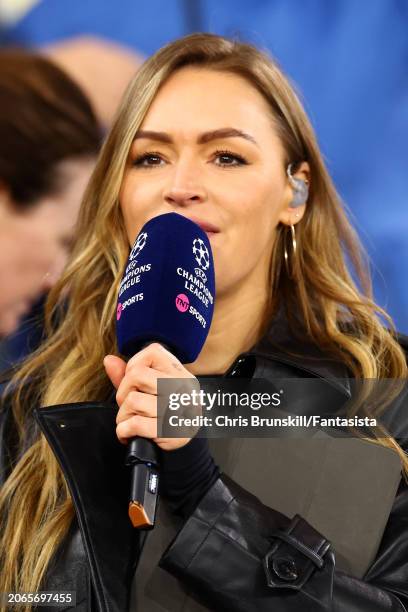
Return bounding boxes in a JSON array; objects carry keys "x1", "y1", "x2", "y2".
[
  {"x1": 132, "y1": 151, "x2": 164, "y2": 168},
  {"x1": 212, "y1": 150, "x2": 249, "y2": 167},
  {"x1": 132, "y1": 149, "x2": 249, "y2": 169}
]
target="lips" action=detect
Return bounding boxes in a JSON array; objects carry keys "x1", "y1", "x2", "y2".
[{"x1": 183, "y1": 216, "x2": 220, "y2": 234}]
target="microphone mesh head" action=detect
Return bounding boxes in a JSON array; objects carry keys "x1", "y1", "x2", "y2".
[{"x1": 116, "y1": 213, "x2": 215, "y2": 363}]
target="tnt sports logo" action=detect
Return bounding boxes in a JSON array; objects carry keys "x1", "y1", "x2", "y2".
[
  {"x1": 192, "y1": 238, "x2": 210, "y2": 270},
  {"x1": 129, "y1": 232, "x2": 148, "y2": 261},
  {"x1": 175, "y1": 294, "x2": 189, "y2": 312}
]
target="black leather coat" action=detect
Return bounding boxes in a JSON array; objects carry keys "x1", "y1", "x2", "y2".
[{"x1": 1, "y1": 331, "x2": 408, "y2": 612}]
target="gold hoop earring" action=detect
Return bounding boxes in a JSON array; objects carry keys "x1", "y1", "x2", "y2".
[{"x1": 283, "y1": 224, "x2": 298, "y2": 280}]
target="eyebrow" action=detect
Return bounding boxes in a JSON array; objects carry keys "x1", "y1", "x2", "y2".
[{"x1": 133, "y1": 127, "x2": 259, "y2": 147}]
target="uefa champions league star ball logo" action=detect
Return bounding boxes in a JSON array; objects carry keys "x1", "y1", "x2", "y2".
[
  {"x1": 192, "y1": 238, "x2": 210, "y2": 270},
  {"x1": 129, "y1": 232, "x2": 148, "y2": 261}
]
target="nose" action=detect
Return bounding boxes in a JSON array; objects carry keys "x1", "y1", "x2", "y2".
[{"x1": 163, "y1": 158, "x2": 207, "y2": 207}]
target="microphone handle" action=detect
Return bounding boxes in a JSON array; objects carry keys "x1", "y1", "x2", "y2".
[{"x1": 125, "y1": 341, "x2": 174, "y2": 529}]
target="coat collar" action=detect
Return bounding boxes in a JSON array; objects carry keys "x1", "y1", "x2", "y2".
[{"x1": 227, "y1": 307, "x2": 352, "y2": 397}]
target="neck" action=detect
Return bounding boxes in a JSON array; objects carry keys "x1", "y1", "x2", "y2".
[{"x1": 187, "y1": 282, "x2": 273, "y2": 376}]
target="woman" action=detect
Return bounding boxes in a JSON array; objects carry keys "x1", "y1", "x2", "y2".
[
  {"x1": 0, "y1": 50, "x2": 100, "y2": 338},
  {"x1": 1, "y1": 33, "x2": 407, "y2": 612}
]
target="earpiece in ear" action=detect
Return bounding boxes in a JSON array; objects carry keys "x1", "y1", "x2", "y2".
[{"x1": 287, "y1": 163, "x2": 309, "y2": 207}]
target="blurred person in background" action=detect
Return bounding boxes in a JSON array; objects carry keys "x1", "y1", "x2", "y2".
[{"x1": 0, "y1": 50, "x2": 100, "y2": 359}]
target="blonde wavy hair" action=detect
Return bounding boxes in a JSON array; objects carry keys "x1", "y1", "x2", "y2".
[{"x1": 1, "y1": 33, "x2": 407, "y2": 608}]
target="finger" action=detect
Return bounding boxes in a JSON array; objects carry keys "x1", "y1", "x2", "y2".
[
  {"x1": 116, "y1": 414, "x2": 158, "y2": 444},
  {"x1": 104, "y1": 355, "x2": 127, "y2": 389},
  {"x1": 126, "y1": 342, "x2": 188, "y2": 376},
  {"x1": 116, "y1": 391, "x2": 157, "y2": 424},
  {"x1": 115, "y1": 364, "x2": 172, "y2": 406}
]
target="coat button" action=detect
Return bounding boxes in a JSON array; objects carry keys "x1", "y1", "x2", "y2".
[{"x1": 272, "y1": 557, "x2": 299, "y2": 581}]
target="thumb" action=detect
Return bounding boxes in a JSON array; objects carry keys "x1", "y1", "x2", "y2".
[{"x1": 103, "y1": 354, "x2": 127, "y2": 389}]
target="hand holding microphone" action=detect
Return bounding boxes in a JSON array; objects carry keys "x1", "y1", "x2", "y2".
[
  {"x1": 104, "y1": 343, "x2": 195, "y2": 451},
  {"x1": 109, "y1": 213, "x2": 215, "y2": 529}
]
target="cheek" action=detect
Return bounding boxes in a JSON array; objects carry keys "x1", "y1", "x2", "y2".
[
  {"x1": 119, "y1": 175, "x2": 136, "y2": 216},
  {"x1": 212, "y1": 179, "x2": 283, "y2": 290},
  {"x1": 229, "y1": 178, "x2": 283, "y2": 251},
  {"x1": 119, "y1": 178, "x2": 141, "y2": 242},
  {"x1": 119, "y1": 175, "x2": 158, "y2": 243}
]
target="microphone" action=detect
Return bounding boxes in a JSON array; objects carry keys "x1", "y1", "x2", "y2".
[{"x1": 116, "y1": 212, "x2": 215, "y2": 528}]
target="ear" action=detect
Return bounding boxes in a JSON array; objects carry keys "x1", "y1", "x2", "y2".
[{"x1": 278, "y1": 161, "x2": 310, "y2": 227}]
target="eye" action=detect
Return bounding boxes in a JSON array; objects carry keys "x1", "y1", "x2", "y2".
[
  {"x1": 212, "y1": 149, "x2": 248, "y2": 167},
  {"x1": 132, "y1": 152, "x2": 166, "y2": 168},
  {"x1": 132, "y1": 149, "x2": 249, "y2": 168}
]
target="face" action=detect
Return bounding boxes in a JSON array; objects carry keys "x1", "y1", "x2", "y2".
[
  {"x1": 0, "y1": 157, "x2": 94, "y2": 336},
  {"x1": 120, "y1": 67, "x2": 302, "y2": 299}
]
